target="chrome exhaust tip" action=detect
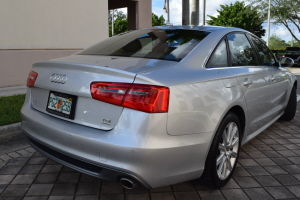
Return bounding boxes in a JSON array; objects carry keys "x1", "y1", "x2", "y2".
[{"x1": 119, "y1": 178, "x2": 136, "y2": 189}]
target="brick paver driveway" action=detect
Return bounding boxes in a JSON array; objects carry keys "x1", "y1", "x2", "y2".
[{"x1": 1, "y1": 108, "x2": 300, "y2": 200}]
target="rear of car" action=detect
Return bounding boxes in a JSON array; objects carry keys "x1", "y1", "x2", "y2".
[
  {"x1": 284, "y1": 47, "x2": 300, "y2": 66},
  {"x1": 21, "y1": 26, "x2": 297, "y2": 189},
  {"x1": 21, "y1": 27, "x2": 213, "y2": 188},
  {"x1": 23, "y1": 62, "x2": 180, "y2": 188}
]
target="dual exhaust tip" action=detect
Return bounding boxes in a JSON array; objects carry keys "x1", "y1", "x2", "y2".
[{"x1": 119, "y1": 178, "x2": 137, "y2": 189}]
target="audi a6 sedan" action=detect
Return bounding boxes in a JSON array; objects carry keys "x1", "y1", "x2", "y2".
[{"x1": 21, "y1": 25, "x2": 297, "y2": 189}]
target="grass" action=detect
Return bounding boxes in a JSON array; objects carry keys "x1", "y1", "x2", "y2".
[{"x1": 0, "y1": 94, "x2": 26, "y2": 126}]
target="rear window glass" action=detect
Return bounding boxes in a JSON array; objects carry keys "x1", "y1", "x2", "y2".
[{"x1": 78, "y1": 29, "x2": 210, "y2": 62}]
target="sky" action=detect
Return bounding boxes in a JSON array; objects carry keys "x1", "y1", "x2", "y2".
[{"x1": 151, "y1": 0, "x2": 300, "y2": 43}]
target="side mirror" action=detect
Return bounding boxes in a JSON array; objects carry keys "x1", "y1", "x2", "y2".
[{"x1": 279, "y1": 57, "x2": 294, "y2": 67}]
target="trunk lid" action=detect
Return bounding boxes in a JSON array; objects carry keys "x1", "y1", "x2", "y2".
[
  {"x1": 51, "y1": 55, "x2": 177, "y2": 74},
  {"x1": 31, "y1": 60, "x2": 138, "y2": 130}
]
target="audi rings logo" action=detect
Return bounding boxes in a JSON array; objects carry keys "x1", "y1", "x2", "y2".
[{"x1": 50, "y1": 74, "x2": 68, "y2": 84}]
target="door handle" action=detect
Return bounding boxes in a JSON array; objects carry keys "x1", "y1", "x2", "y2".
[
  {"x1": 271, "y1": 76, "x2": 277, "y2": 81},
  {"x1": 243, "y1": 79, "x2": 253, "y2": 86}
]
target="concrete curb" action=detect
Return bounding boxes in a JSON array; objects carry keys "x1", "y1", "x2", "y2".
[
  {"x1": 0, "y1": 85, "x2": 27, "y2": 97},
  {"x1": 0, "y1": 122, "x2": 21, "y2": 134}
]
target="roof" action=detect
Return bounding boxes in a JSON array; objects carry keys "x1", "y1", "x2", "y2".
[{"x1": 155, "y1": 25, "x2": 245, "y2": 33}]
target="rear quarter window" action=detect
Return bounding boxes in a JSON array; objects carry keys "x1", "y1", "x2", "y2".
[{"x1": 206, "y1": 39, "x2": 228, "y2": 68}]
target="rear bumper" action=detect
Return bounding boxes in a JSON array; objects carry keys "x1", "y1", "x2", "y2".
[
  {"x1": 21, "y1": 90, "x2": 212, "y2": 188},
  {"x1": 25, "y1": 132, "x2": 149, "y2": 188}
]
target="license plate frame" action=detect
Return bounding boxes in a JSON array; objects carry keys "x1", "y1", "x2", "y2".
[{"x1": 46, "y1": 91, "x2": 77, "y2": 120}]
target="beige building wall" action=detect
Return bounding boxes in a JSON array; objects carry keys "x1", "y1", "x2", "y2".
[
  {"x1": 0, "y1": 0, "x2": 108, "y2": 88},
  {"x1": 0, "y1": 0, "x2": 108, "y2": 49},
  {"x1": 0, "y1": 50, "x2": 79, "y2": 87},
  {"x1": 0, "y1": 0, "x2": 152, "y2": 88}
]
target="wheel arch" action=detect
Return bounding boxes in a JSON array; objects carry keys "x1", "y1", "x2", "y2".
[
  {"x1": 201, "y1": 105, "x2": 246, "y2": 187},
  {"x1": 208, "y1": 104, "x2": 247, "y2": 149},
  {"x1": 227, "y1": 105, "x2": 246, "y2": 139},
  {"x1": 205, "y1": 104, "x2": 246, "y2": 161}
]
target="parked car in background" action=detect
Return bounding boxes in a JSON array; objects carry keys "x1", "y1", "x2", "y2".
[
  {"x1": 272, "y1": 50, "x2": 285, "y2": 60},
  {"x1": 283, "y1": 47, "x2": 300, "y2": 67},
  {"x1": 21, "y1": 25, "x2": 297, "y2": 189}
]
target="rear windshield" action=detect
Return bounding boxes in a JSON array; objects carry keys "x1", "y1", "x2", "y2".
[{"x1": 78, "y1": 28, "x2": 210, "y2": 62}]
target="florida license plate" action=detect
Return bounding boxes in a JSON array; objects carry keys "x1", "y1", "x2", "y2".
[{"x1": 46, "y1": 91, "x2": 77, "y2": 119}]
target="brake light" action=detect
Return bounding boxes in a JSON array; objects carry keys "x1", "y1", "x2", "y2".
[
  {"x1": 91, "y1": 82, "x2": 169, "y2": 113},
  {"x1": 91, "y1": 83, "x2": 131, "y2": 105},
  {"x1": 27, "y1": 71, "x2": 38, "y2": 87}
]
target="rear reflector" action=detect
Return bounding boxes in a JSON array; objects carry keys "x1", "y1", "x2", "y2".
[
  {"x1": 91, "y1": 82, "x2": 169, "y2": 113},
  {"x1": 27, "y1": 71, "x2": 38, "y2": 87}
]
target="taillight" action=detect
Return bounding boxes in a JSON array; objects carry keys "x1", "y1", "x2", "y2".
[
  {"x1": 91, "y1": 82, "x2": 169, "y2": 113},
  {"x1": 91, "y1": 83, "x2": 131, "y2": 105},
  {"x1": 27, "y1": 71, "x2": 38, "y2": 87},
  {"x1": 123, "y1": 84, "x2": 169, "y2": 113}
]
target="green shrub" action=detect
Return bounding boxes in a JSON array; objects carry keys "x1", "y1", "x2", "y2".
[{"x1": 0, "y1": 94, "x2": 25, "y2": 126}]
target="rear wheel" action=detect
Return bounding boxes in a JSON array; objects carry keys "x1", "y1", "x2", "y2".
[
  {"x1": 280, "y1": 86, "x2": 297, "y2": 121},
  {"x1": 202, "y1": 112, "x2": 241, "y2": 188}
]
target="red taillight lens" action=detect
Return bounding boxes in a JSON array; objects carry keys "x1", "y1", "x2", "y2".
[
  {"x1": 91, "y1": 83, "x2": 131, "y2": 105},
  {"x1": 90, "y1": 82, "x2": 169, "y2": 113},
  {"x1": 27, "y1": 71, "x2": 38, "y2": 87},
  {"x1": 123, "y1": 84, "x2": 169, "y2": 113}
]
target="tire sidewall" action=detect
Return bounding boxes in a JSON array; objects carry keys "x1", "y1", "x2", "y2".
[
  {"x1": 280, "y1": 86, "x2": 297, "y2": 121},
  {"x1": 206, "y1": 112, "x2": 242, "y2": 188}
]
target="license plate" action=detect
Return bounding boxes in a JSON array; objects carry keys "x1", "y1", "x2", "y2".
[{"x1": 46, "y1": 91, "x2": 77, "y2": 119}]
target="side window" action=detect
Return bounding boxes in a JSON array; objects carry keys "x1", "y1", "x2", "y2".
[
  {"x1": 249, "y1": 35, "x2": 276, "y2": 66},
  {"x1": 227, "y1": 34, "x2": 258, "y2": 66},
  {"x1": 206, "y1": 39, "x2": 228, "y2": 68}
]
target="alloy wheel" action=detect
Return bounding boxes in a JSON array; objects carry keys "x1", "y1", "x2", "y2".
[{"x1": 216, "y1": 122, "x2": 239, "y2": 180}]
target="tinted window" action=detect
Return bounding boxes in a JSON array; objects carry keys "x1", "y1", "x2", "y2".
[
  {"x1": 206, "y1": 39, "x2": 228, "y2": 68},
  {"x1": 249, "y1": 35, "x2": 276, "y2": 66},
  {"x1": 79, "y1": 29, "x2": 210, "y2": 62},
  {"x1": 227, "y1": 34, "x2": 258, "y2": 66}
]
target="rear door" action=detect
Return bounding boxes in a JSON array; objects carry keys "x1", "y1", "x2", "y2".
[{"x1": 226, "y1": 33, "x2": 273, "y2": 135}]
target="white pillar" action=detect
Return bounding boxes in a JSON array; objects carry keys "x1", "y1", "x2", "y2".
[
  {"x1": 112, "y1": 9, "x2": 114, "y2": 36},
  {"x1": 167, "y1": 0, "x2": 170, "y2": 24},
  {"x1": 191, "y1": 0, "x2": 199, "y2": 25},
  {"x1": 182, "y1": 0, "x2": 189, "y2": 25},
  {"x1": 164, "y1": 0, "x2": 170, "y2": 24},
  {"x1": 266, "y1": 0, "x2": 271, "y2": 46},
  {"x1": 201, "y1": 0, "x2": 206, "y2": 25}
]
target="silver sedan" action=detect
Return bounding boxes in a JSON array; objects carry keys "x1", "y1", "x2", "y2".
[{"x1": 21, "y1": 25, "x2": 297, "y2": 189}]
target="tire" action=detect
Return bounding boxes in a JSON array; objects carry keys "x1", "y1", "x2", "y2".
[
  {"x1": 280, "y1": 86, "x2": 297, "y2": 121},
  {"x1": 202, "y1": 112, "x2": 241, "y2": 188}
]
